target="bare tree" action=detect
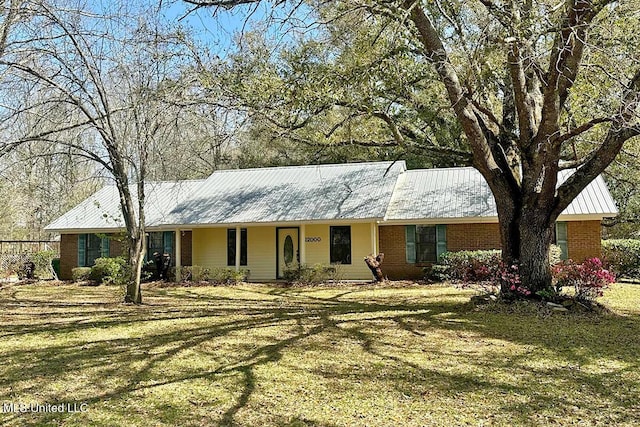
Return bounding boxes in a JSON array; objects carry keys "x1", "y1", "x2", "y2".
[{"x1": 0, "y1": 1, "x2": 195, "y2": 302}]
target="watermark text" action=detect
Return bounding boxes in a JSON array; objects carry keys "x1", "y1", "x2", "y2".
[{"x1": 2, "y1": 402, "x2": 88, "y2": 414}]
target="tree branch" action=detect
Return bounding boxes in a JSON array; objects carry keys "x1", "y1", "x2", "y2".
[
  {"x1": 554, "y1": 67, "x2": 640, "y2": 216},
  {"x1": 554, "y1": 117, "x2": 612, "y2": 145}
]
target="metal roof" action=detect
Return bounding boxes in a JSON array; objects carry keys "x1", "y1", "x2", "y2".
[
  {"x1": 385, "y1": 167, "x2": 618, "y2": 221},
  {"x1": 45, "y1": 180, "x2": 204, "y2": 232},
  {"x1": 46, "y1": 163, "x2": 618, "y2": 232},
  {"x1": 166, "y1": 161, "x2": 406, "y2": 225}
]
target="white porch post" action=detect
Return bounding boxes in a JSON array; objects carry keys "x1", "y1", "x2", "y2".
[
  {"x1": 235, "y1": 226, "x2": 241, "y2": 272},
  {"x1": 371, "y1": 222, "x2": 378, "y2": 256},
  {"x1": 299, "y1": 224, "x2": 306, "y2": 266},
  {"x1": 175, "y1": 229, "x2": 182, "y2": 282}
]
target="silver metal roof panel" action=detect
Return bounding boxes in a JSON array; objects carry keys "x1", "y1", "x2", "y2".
[
  {"x1": 385, "y1": 167, "x2": 618, "y2": 220},
  {"x1": 45, "y1": 180, "x2": 204, "y2": 232},
  {"x1": 167, "y1": 161, "x2": 406, "y2": 225}
]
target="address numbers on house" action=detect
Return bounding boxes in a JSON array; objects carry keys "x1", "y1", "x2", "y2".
[{"x1": 305, "y1": 237, "x2": 321, "y2": 243}]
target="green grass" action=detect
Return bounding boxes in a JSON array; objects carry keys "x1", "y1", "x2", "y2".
[{"x1": 1, "y1": 282, "x2": 640, "y2": 426}]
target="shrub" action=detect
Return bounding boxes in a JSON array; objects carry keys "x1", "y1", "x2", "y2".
[
  {"x1": 180, "y1": 266, "x2": 248, "y2": 285},
  {"x1": 602, "y1": 239, "x2": 640, "y2": 278},
  {"x1": 208, "y1": 267, "x2": 248, "y2": 285},
  {"x1": 90, "y1": 257, "x2": 126, "y2": 285},
  {"x1": 1, "y1": 253, "x2": 28, "y2": 278},
  {"x1": 552, "y1": 258, "x2": 616, "y2": 302},
  {"x1": 181, "y1": 265, "x2": 210, "y2": 282},
  {"x1": 283, "y1": 263, "x2": 340, "y2": 285},
  {"x1": 31, "y1": 250, "x2": 58, "y2": 279},
  {"x1": 430, "y1": 250, "x2": 502, "y2": 282},
  {"x1": 72, "y1": 267, "x2": 92, "y2": 282},
  {"x1": 429, "y1": 246, "x2": 566, "y2": 283}
]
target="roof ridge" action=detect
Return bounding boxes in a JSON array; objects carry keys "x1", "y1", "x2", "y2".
[
  {"x1": 407, "y1": 166, "x2": 475, "y2": 172},
  {"x1": 209, "y1": 161, "x2": 401, "y2": 174},
  {"x1": 97, "y1": 179, "x2": 206, "y2": 188}
]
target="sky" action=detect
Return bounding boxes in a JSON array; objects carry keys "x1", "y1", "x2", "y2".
[{"x1": 158, "y1": 0, "x2": 317, "y2": 57}]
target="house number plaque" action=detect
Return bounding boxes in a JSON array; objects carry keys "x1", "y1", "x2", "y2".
[{"x1": 305, "y1": 237, "x2": 321, "y2": 243}]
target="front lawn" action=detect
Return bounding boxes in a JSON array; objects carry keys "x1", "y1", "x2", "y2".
[{"x1": 1, "y1": 282, "x2": 639, "y2": 426}]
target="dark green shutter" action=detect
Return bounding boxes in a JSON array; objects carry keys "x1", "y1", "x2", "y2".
[
  {"x1": 100, "y1": 237, "x2": 110, "y2": 258},
  {"x1": 556, "y1": 222, "x2": 568, "y2": 260},
  {"x1": 436, "y1": 225, "x2": 447, "y2": 261},
  {"x1": 78, "y1": 234, "x2": 87, "y2": 267},
  {"x1": 405, "y1": 225, "x2": 416, "y2": 263},
  {"x1": 163, "y1": 231, "x2": 174, "y2": 256}
]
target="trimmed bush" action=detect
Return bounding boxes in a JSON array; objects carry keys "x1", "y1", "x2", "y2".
[
  {"x1": 283, "y1": 263, "x2": 340, "y2": 285},
  {"x1": 181, "y1": 265, "x2": 210, "y2": 282},
  {"x1": 180, "y1": 266, "x2": 248, "y2": 285},
  {"x1": 602, "y1": 239, "x2": 640, "y2": 278},
  {"x1": 209, "y1": 268, "x2": 249, "y2": 285},
  {"x1": 90, "y1": 257, "x2": 126, "y2": 285},
  {"x1": 72, "y1": 267, "x2": 92, "y2": 282},
  {"x1": 429, "y1": 250, "x2": 502, "y2": 282},
  {"x1": 430, "y1": 245, "x2": 565, "y2": 282}
]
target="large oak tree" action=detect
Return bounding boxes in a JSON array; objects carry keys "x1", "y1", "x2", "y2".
[{"x1": 186, "y1": 0, "x2": 640, "y2": 292}]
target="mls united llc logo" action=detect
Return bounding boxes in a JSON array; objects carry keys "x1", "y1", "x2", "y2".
[{"x1": 2, "y1": 402, "x2": 88, "y2": 413}]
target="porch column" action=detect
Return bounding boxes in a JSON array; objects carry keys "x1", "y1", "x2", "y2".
[
  {"x1": 371, "y1": 222, "x2": 378, "y2": 256},
  {"x1": 299, "y1": 224, "x2": 306, "y2": 266},
  {"x1": 235, "y1": 226, "x2": 241, "y2": 272},
  {"x1": 175, "y1": 229, "x2": 182, "y2": 282}
]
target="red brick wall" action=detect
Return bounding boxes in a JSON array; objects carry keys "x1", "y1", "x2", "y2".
[
  {"x1": 59, "y1": 231, "x2": 193, "y2": 280},
  {"x1": 567, "y1": 220, "x2": 602, "y2": 261},
  {"x1": 180, "y1": 231, "x2": 193, "y2": 266},
  {"x1": 378, "y1": 226, "x2": 426, "y2": 280},
  {"x1": 379, "y1": 221, "x2": 602, "y2": 280},
  {"x1": 378, "y1": 224, "x2": 503, "y2": 280},
  {"x1": 447, "y1": 223, "x2": 502, "y2": 251},
  {"x1": 59, "y1": 234, "x2": 77, "y2": 280}
]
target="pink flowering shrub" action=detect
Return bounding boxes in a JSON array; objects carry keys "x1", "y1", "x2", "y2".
[
  {"x1": 552, "y1": 258, "x2": 615, "y2": 302},
  {"x1": 498, "y1": 263, "x2": 531, "y2": 296}
]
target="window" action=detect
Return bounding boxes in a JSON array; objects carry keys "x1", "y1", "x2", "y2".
[
  {"x1": 406, "y1": 225, "x2": 447, "y2": 263},
  {"x1": 147, "y1": 231, "x2": 174, "y2": 261},
  {"x1": 227, "y1": 228, "x2": 247, "y2": 266},
  {"x1": 330, "y1": 226, "x2": 351, "y2": 264},
  {"x1": 554, "y1": 222, "x2": 568, "y2": 260},
  {"x1": 78, "y1": 234, "x2": 110, "y2": 267}
]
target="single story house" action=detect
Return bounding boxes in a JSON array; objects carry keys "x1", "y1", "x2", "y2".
[{"x1": 45, "y1": 161, "x2": 618, "y2": 281}]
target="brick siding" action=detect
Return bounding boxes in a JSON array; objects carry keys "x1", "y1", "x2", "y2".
[
  {"x1": 379, "y1": 221, "x2": 602, "y2": 280},
  {"x1": 59, "y1": 234, "x2": 78, "y2": 280},
  {"x1": 567, "y1": 220, "x2": 602, "y2": 261},
  {"x1": 378, "y1": 226, "x2": 425, "y2": 280},
  {"x1": 446, "y1": 223, "x2": 502, "y2": 252},
  {"x1": 59, "y1": 230, "x2": 193, "y2": 280}
]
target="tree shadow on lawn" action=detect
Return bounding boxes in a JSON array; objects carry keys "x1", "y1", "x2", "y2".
[{"x1": 1, "y1": 284, "x2": 639, "y2": 426}]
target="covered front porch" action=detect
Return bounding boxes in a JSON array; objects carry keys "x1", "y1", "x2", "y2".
[{"x1": 172, "y1": 222, "x2": 380, "y2": 282}]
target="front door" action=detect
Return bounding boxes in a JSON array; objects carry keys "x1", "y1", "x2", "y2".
[{"x1": 277, "y1": 227, "x2": 299, "y2": 279}]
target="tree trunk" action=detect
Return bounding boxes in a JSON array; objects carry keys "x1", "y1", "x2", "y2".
[
  {"x1": 125, "y1": 232, "x2": 145, "y2": 304},
  {"x1": 518, "y1": 210, "x2": 553, "y2": 293},
  {"x1": 497, "y1": 203, "x2": 554, "y2": 295}
]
